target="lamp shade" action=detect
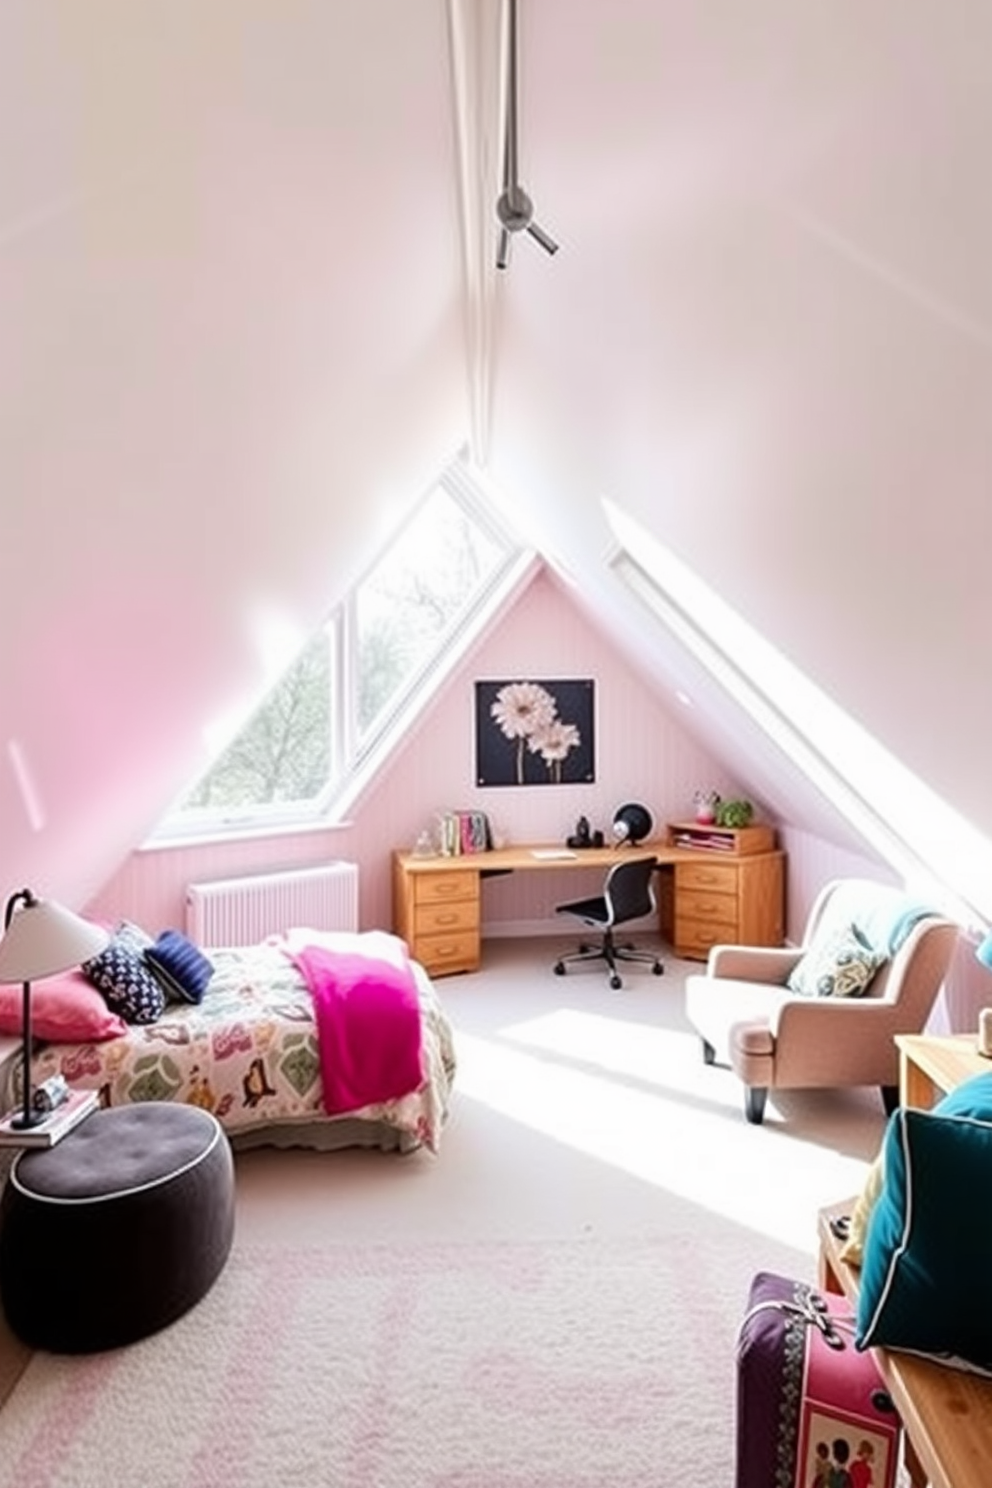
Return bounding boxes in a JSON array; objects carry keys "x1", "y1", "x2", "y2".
[
  {"x1": 0, "y1": 895, "x2": 108, "y2": 983},
  {"x1": 977, "y1": 931, "x2": 992, "y2": 973}
]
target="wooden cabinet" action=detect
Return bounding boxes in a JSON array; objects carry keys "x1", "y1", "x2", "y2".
[
  {"x1": 667, "y1": 822, "x2": 785, "y2": 960},
  {"x1": 392, "y1": 857, "x2": 480, "y2": 975}
]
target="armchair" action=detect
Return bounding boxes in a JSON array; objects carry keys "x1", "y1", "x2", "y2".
[{"x1": 684, "y1": 878, "x2": 960, "y2": 1123}]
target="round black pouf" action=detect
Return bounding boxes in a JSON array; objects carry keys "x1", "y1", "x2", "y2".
[{"x1": 0, "y1": 1103, "x2": 235, "y2": 1353}]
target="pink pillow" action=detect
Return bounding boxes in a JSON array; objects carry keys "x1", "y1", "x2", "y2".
[{"x1": 0, "y1": 969, "x2": 127, "y2": 1043}]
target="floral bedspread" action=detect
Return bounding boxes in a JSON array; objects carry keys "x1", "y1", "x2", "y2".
[{"x1": 29, "y1": 938, "x2": 457, "y2": 1154}]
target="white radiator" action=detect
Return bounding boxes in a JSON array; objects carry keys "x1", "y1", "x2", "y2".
[{"x1": 186, "y1": 862, "x2": 359, "y2": 946}]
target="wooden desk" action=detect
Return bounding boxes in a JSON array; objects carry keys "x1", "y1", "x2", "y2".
[
  {"x1": 895, "y1": 1032, "x2": 989, "y2": 1110},
  {"x1": 392, "y1": 834, "x2": 785, "y2": 976},
  {"x1": 818, "y1": 1199, "x2": 991, "y2": 1488}
]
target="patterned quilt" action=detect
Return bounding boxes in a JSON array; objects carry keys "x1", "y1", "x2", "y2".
[{"x1": 29, "y1": 936, "x2": 457, "y2": 1154}]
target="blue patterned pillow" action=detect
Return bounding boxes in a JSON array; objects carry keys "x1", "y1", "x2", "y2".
[
  {"x1": 145, "y1": 929, "x2": 214, "y2": 1005},
  {"x1": 786, "y1": 921, "x2": 881, "y2": 998},
  {"x1": 82, "y1": 937, "x2": 166, "y2": 1024}
]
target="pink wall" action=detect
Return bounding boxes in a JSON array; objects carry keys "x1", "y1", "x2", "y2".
[
  {"x1": 88, "y1": 568, "x2": 746, "y2": 936},
  {"x1": 89, "y1": 566, "x2": 985, "y2": 1033}
]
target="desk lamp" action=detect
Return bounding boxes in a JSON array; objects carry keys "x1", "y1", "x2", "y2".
[
  {"x1": 0, "y1": 889, "x2": 108, "y2": 1130},
  {"x1": 612, "y1": 803, "x2": 653, "y2": 847}
]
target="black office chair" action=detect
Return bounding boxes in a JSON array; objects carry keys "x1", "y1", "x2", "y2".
[{"x1": 553, "y1": 856, "x2": 664, "y2": 990}]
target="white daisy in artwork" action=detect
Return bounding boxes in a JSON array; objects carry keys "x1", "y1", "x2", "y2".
[
  {"x1": 490, "y1": 681, "x2": 558, "y2": 783},
  {"x1": 490, "y1": 681, "x2": 557, "y2": 739},
  {"x1": 529, "y1": 719, "x2": 581, "y2": 782}
]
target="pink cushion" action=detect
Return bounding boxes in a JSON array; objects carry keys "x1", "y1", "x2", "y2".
[{"x1": 0, "y1": 970, "x2": 127, "y2": 1043}]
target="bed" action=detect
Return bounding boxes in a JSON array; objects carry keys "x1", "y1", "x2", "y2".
[{"x1": 22, "y1": 929, "x2": 457, "y2": 1155}]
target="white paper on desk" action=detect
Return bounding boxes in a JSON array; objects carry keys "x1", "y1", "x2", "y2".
[{"x1": 530, "y1": 849, "x2": 579, "y2": 860}]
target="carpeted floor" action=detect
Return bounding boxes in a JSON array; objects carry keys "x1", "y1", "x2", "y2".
[
  {"x1": 0, "y1": 1228, "x2": 802, "y2": 1487},
  {"x1": 0, "y1": 937, "x2": 888, "y2": 1486}
]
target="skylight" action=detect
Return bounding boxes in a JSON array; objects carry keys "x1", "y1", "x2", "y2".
[{"x1": 606, "y1": 499, "x2": 992, "y2": 927}]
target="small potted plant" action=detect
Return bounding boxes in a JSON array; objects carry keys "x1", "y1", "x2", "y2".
[
  {"x1": 715, "y1": 797, "x2": 754, "y2": 828},
  {"x1": 693, "y1": 789, "x2": 721, "y2": 825}
]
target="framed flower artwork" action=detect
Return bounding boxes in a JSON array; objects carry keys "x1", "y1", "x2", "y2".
[{"x1": 475, "y1": 679, "x2": 595, "y2": 786}]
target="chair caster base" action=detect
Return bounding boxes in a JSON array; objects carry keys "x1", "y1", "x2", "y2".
[
  {"x1": 609, "y1": 974, "x2": 622, "y2": 991},
  {"x1": 554, "y1": 961, "x2": 566, "y2": 976}
]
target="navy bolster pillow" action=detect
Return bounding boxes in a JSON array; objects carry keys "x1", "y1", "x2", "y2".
[{"x1": 145, "y1": 930, "x2": 215, "y2": 1005}]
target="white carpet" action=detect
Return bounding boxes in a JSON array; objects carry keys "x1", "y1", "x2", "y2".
[
  {"x1": 1, "y1": 1224, "x2": 807, "y2": 1488},
  {"x1": 0, "y1": 938, "x2": 888, "y2": 1486}
]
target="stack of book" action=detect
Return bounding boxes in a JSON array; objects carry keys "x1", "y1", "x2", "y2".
[
  {"x1": 437, "y1": 810, "x2": 493, "y2": 856},
  {"x1": 0, "y1": 1088, "x2": 99, "y2": 1149}
]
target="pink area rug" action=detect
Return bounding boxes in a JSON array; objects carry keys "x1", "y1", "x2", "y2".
[{"x1": 0, "y1": 1232, "x2": 759, "y2": 1487}]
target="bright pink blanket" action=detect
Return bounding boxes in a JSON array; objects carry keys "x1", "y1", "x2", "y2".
[{"x1": 286, "y1": 943, "x2": 424, "y2": 1116}]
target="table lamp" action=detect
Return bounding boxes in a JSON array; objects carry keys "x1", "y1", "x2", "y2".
[{"x1": 0, "y1": 889, "x2": 109, "y2": 1130}]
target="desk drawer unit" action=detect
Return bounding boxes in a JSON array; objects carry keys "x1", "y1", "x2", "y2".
[
  {"x1": 414, "y1": 899, "x2": 478, "y2": 937},
  {"x1": 416, "y1": 928, "x2": 479, "y2": 977},
  {"x1": 672, "y1": 851, "x2": 785, "y2": 961},
  {"x1": 413, "y1": 869, "x2": 476, "y2": 906},
  {"x1": 392, "y1": 858, "x2": 481, "y2": 976}
]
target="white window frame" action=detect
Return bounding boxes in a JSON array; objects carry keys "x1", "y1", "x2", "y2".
[{"x1": 147, "y1": 460, "x2": 532, "y2": 848}]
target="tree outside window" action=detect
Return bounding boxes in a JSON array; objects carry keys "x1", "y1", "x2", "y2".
[{"x1": 166, "y1": 467, "x2": 518, "y2": 830}]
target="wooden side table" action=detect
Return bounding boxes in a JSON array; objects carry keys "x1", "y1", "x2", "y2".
[{"x1": 895, "y1": 1032, "x2": 989, "y2": 1109}]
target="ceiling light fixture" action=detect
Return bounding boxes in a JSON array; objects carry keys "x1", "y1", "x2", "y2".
[{"x1": 496, "y1": 0, "x2": 557, "y2": 271}]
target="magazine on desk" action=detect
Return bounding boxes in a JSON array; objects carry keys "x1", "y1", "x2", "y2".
[{"x1": 0, "y1": 1089, "x2": 99, "y2": 1149}]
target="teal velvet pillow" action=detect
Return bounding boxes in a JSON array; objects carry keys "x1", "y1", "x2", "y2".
[
  {"x1": 932, "y1": 1070, "x2": 992, "y2": 1119},
  {"x1": 842, "y1": 1073, "x2": 992, "y2": 1268},
  {"x1": 856, "y1": 1103, "x2": 992, "y2": 1372},
  {"x1": 786, "y1": 921, "x2": 881, "y2": 998}
]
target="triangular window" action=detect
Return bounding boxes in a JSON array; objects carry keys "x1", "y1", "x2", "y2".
[{"x1": 151, "y1": 457, "x2": 530, "y2": 841}]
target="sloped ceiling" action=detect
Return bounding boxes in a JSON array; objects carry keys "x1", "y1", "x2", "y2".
[{"x1": 2, "y1": 1, "x2": 990, "y2": 913}]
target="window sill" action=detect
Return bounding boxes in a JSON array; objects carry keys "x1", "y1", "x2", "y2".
[{"x1": 139, "y1": 815, "x2": 354, "y2": 854}]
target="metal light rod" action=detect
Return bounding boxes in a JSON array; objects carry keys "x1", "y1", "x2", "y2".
[{"x1": 495, "y1": 0, "x2": 558, "y2": 269}]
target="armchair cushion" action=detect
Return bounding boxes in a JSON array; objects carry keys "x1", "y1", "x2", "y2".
[{"x1": 786, "y1": 921, "x2": 882, "y2": 999}]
